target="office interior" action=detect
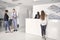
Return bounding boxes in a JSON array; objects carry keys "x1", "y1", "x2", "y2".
[{"x1": 0, "y1": 0, "x2": 60, "y2": 40}]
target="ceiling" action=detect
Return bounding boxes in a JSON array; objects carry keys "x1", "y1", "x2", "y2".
[
  {"x1": 0, "y1": 0, "x2": 60, "y2": 7},
  {"x1": 34, "y1": 0, "x2": 60, "y2": 5},
  {"x1": 1, "y1": 0, "x2": 34, "y2": 6},
  {"x1": 0, "y1": 0, "x2": 17, "y2": 8}
]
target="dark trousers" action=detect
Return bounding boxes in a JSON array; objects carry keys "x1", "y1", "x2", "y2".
[{"x1": 41, "y1": 25, "x2": 46, "y2": 36}]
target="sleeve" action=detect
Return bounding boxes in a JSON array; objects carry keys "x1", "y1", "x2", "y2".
[
  {"x1": 14, "y1": 13, "x2": 17, "y2": 18},
  {"x1": 14, "y1": 11, "x2": 17, "y2": 18},
  {"x1": 7, "y1": 14, "x2": 9, "y2": 18},
  {"x1": 46, "y1": 16, "x2": 48, "y2": 25},
  {"x1": 6, "y1": 14, "x2": 9, "y2": 18}
]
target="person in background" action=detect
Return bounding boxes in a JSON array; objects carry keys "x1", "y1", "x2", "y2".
[
  {"x1": 35, "y1": 11, "x2": 40, "y2": 19},
  {"x1": 40, "y1": 10, "x2": 48, "y2": 38},
  {"x1": 12, "y1": 9, "x2": 17, "y2": 31},
  {"x1": 4, "y1": 10, "x2": 11, "y2": 33}
]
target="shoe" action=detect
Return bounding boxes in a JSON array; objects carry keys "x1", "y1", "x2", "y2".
[
  {"x1": 13, "y1": 30, "x2": 18, "y2": 31},
  {"x1": 13, "y1": 30, "x2": 16, "y2": 31},
  {"x1": 15, "y1": 30, "x2": 18, "y2": 31}
]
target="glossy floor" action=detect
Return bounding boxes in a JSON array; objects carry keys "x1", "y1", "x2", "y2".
[{"x1": 0, "y1": 26, "x2": 56, "y2": 40}]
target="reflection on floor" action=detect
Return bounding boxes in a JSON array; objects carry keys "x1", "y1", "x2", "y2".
[
  {"x1": 0, "y1": 26, "x2": 5, "y2": 32},
  {"x1": 0, "y1": 26, "x2": 56, "y2": 40}
]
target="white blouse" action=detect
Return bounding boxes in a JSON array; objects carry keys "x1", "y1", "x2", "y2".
[
  {"x1": 12, "y1": 12, "x2": 17, "y2": 19},
  {"x1": 40, "y1": 16, "x2": 48, "y2": 25}
]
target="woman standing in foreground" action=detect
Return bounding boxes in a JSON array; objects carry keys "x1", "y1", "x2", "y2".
[{"x1": 40, "y1": 10, "x2": 48, "y2": 38}]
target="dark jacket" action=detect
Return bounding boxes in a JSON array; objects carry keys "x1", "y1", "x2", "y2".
[
  {"x1": 4, "y1": 13, "x2": 9, "y2": 21},
  {"x1": 35, "y1": 14, "x2": 40, "y2": 19}
]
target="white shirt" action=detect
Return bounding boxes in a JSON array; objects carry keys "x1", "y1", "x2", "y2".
[
  {"x1": 40, "y1": 16, "x2": 48, "y2": 25},
  {"x1": 12, "y1": 12, "x2": 17, "y2": 19}
]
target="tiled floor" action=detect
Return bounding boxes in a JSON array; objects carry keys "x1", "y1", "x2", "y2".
[{"x1": 0, "y1": 26, "x2": 57, "y2": 40}]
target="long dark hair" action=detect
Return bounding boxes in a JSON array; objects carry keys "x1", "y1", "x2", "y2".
[{"x1": 40, "y1": 10, "x2": 45, "y2": 20}]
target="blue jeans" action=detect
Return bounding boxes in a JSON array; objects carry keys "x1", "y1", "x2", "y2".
[
  {"x1": 12, "y1": 19, "x2": 17, "y2": 30},
  {"x1": 4, "y1": 21, "x2": 10, "y2": 31}
]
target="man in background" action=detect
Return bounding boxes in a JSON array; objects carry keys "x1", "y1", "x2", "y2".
[{"x1": 35, "y1": 11, "x2": 40, "y2": 19}]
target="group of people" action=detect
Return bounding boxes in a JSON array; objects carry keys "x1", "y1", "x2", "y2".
[
  {"x1": 4, "y1": 9, "x2": 47, "y2": 38},
  {"x1": 35, "y1": 10, "x2": 48, "y2": 38},
  {"x1": 4, "y1": 9, "x2": 18, "y2": 33}
]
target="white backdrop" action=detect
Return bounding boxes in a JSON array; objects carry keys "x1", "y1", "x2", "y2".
[{"x1": 33, "y1": 3, "x2": 60, "y2": 18}]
